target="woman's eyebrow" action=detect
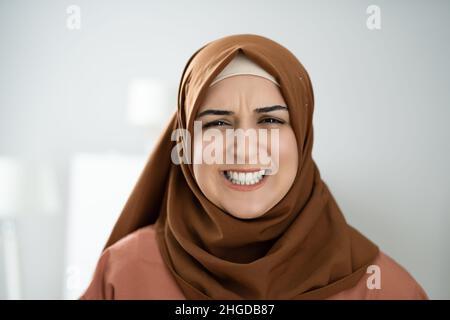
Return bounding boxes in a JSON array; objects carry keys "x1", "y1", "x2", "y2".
[
  {"x1": 196, "y1": 105, "x2": 288, "y2": 118},
  {"x1": 254, "y1": 105, "x2": 288, "y2": 113},
  {"x1": 196, "y1": 109, "x2": 234, "y2": 118}
]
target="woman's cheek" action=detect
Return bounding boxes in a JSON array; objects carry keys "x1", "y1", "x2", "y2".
[
  {"x1": 192, "y1": 135, "x2": 204, "y2": 165},
  {"x1": 280, "y1": 128, "x2": 298, "y2": 160},
  {"x1": 277, "y1": 128, "x2": 299, "y2": 179},
  {"x1": 193, "y1": 135, "x2": 221, "y2": 197}
]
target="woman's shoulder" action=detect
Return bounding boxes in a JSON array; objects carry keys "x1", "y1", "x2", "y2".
[
  {"x1": 105, "y1": 224, "x2": 161, "y2": 263},
  {"x1": 80, "y1": 224, "x2": 185, "y2": 299},
  {"x1": 371, "y1": 250, "x2": 428, "y2": 299},
  {"x1": 329, "y1": 250, "x2": 428, "y2": 300}
]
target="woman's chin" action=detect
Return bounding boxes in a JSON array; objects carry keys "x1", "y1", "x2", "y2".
[{"x1": 222, "y1": 203, "x2": 270, "y2": 220}]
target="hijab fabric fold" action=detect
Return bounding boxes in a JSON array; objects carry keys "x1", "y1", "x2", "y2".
[{"x1": 103, "y1": 34, "x2": 379, "y2": 299}]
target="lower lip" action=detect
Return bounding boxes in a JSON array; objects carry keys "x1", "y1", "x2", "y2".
[{"x1": 220, "y1": 171, "x2": 268, "y2": 192}]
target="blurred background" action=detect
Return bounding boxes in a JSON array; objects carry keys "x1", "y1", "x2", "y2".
[{"x1": 0, "y1": 0, "x2": 449, "y2": 299}]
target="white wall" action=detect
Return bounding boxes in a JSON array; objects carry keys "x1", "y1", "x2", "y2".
[{"x1": 0, "y1": 0, "x2": 449, "y2": 299}]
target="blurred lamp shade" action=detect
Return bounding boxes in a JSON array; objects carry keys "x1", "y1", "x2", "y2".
[{"x1": 126, "y1": 78, "x2": 172, "y2": 126}]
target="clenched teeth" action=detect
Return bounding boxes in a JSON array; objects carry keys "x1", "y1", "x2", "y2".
[{"x1": 224, "y1": 170, "x2": 266, "y2": 185}]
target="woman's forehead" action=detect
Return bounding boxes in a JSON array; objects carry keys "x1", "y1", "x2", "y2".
[{"x1": 198, "y1": 75, "x2": 286, "y2": 113}]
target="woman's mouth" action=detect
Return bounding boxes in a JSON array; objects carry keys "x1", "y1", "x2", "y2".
[{"x1": 221, "y1": 169, "x2": 269, "y2": 191}]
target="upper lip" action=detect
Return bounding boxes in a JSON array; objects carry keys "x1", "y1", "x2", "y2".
[{"x1": 220, "y1": 168, "x2": 264, "y2": 172}]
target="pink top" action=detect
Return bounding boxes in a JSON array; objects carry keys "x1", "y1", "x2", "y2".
[{"x1": 80, "y1": 225, "x2": 429, "y2": 300}]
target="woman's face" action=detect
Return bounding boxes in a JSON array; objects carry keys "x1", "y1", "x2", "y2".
[{"x1": 192, "y1": 75, "x2": 298, "y2": 219}]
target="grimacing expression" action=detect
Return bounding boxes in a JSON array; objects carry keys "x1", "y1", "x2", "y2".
[{"x1": 192, "y1": 75, "x2": 299, "y2": 219}]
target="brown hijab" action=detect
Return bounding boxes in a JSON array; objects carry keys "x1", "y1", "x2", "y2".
[{"x1": 103, "y1": 34, "x2": 379, "y2": 299}]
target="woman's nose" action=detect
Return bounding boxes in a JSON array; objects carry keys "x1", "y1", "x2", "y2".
[{"x1": 224, "y1": 128, "x2": 271, "y2": 165}]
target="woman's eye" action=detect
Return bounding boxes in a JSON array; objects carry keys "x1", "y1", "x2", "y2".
[
  {"x1": 259, "y1": 117, "x2": 285, "y2": 125},
  {"x1": 203, "y1": 120, "x2": 230, "y2": 129}
]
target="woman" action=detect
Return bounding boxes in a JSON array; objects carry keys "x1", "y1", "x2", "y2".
[{"x1": 80, "y1": 34, "x2": 428, "y2": 300}]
